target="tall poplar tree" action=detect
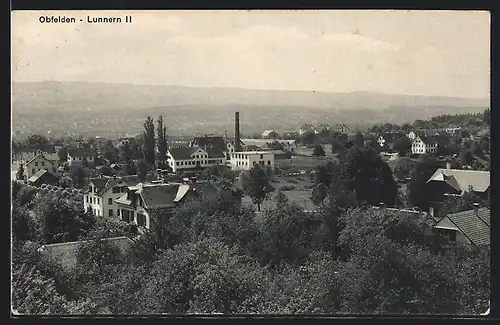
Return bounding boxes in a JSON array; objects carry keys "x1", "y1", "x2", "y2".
[
  {"x1": 143, "y1": 117, "x2": 156, "y2": 168},
  {"x1": 156, "y1": 116, "x2": 168, "y2": 169}
]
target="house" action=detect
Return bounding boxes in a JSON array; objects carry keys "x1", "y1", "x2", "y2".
[
  {"x1": 261, "y1": 130, "x2": 279, "y2": 139},
  {"x1": 445, "y1": 126, "x2": 462, "y2": 135},
  {"x1": 225, "y1": 138, "x2": 246, "y2": 157},
  {"x1": 426, "y1": 164, "x2": 490, "y2": 201},
  {"x1": 377, "y1": 132, "x2": 405, "y2": 150},
  {"x1": 68, "y1": 146, "x2": 97, "y2": 166},
  {"x1": 407, "y1": 131, "x2": 417, "y2": 141},
  {"x1": 115, "y1": 182, "x2": 200, "y2": 230},
  {"x1": 27, "y1": 169, "x2": 59, "y2": 187},
  {"x1": 335, "y1": 124, "x2": 350, "y2": 134},
  {"x1": 84, "y1": 175, "x2": 141, "y2": 218},
  {"x1": 37, "y1": 236, "x2": 135, "y2": 272},
  {"x1": 23, "y1": 151, "x2": 58, "y2": 181},
  {"x1": 434, "y1": 206, "x2": 490, "y2": 246},
  {"x1": 411, "y1": 135, "x2": 438, "y2": 155},
  {"x1": 299, "y1": 124, "x2": 314, "y2": 135},
  {"x1": 167, "y1": 146, "x2": 226, "y2": 174},
  {"x1": 229, "y1": 151, "x2": 275, "y2": 171}
]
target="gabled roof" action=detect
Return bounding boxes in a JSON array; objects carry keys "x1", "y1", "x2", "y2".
[
  {"x1": 116, "y1": 182, "x2": 196, "y2": 210},
  {"x1": 68, "y1": 147, "x2": 97, "y2": 158},
  {"x1": 191, "y1": 136, "x2": 226, "y2": 152},
  {"x1": 28, "y1": 169, "x2": 56, "y2": 184},
  {"x1": 205, "y1": 146, "x2": 226, "y2": 159},
  {"x1": 426, "y1": 168, "x2": 490, "y2": 193},
  {"x1": 168, "y1": 146, "x2": 204, "y2": 160},
  {"x1": 262, "y1": 130, "x2": 277, "y2": 137},
  {"x1": 380, "y1": 132, "x2": 406, "y2": 144},
  {"x1": 38, "y1": 236, "x2": 135, "y2": 271},
  {"x1": 25, "y1": 153, "x2": 53, "y2": 166},
  {"x1": 418, "y1": 135, "x2": 439, "y2": 145},
  {"x1": 442, "y1": 208, "x2": 490, "y2": 246},
  {"x1": 87, "y1": 175, "x2": 140, "y2": 196}
]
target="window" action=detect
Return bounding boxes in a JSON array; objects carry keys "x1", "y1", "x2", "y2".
[
  {"x1": 117, "y1": 209, "x2": 120, "y2": 216},
  {"x1": 196, "y1": 155, "x2": 199, "y2": 158},
  {"x1": 176, "y1": 162, "x2": 179, "y2": 166},
  {"x1": 32, "y1": 168, "x2": 35, "y2": 174},
  {"x1": 268, "y1": 160, "x2": 271, "y2": 166},
  {"x1": 137, "y1": 213, "x2": 146, "y2": 227},
  {"x1": 112, "y1": 187, "x2": 120, "y2": 193},
  {"x1": 41, "y1": 162, "x2": 45, "y2": 166},
  {"x1": 97, "y1": 198, "x2": 100, "y2": 205},
  {"x1": 88, "y1": 186, "x2": 92, "y2": 193},
  {"x1": 260, "y1": 154, "x2": 263, "y2": 159},
  {"x1": 35, "y1": 162, "x2": 38, "y2": 167},
  {"x1": 93, "y1": 197, "x2": 96, "y2": 204},
  {"x1": 109, "y1": 209, "x2": 113, "y2": 217},
  {"x1": 108, "y1": 198, "x2": 113, "y2": 205}
]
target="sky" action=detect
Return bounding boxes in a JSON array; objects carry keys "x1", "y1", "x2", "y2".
[{"x1": 12, "y1": 10, "x2": 490, "y2": 98}]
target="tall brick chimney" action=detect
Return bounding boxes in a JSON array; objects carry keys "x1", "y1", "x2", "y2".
[{"x1": 234, "y1": 111, "x2": 241, "y2": 152}]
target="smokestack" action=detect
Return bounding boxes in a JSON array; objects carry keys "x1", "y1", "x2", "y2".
[{"x1": 234, "y1": 112, "x2": 241, "y2": 152}]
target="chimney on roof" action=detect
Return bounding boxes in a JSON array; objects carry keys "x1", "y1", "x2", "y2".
[
  {"x1": 473, "y1": 202, "x2": 480, "y2": 215},
  {"x1": 446, "y1": 162, "x2": 451, "y2": 170},
  {"x1": 379, "y1": 202, "x2": 385, "y2": 208},
  {"x1": 234, "y1": 112, "x2": 241, "y2": 152}
]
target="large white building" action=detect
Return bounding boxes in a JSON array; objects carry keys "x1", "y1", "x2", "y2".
[
  {"x1": 167, "y1": 146, "x2": 226, "y2": 173},
  {"x1": 84, "y1": 175, "x2": 140, "y2": 218},
  {"x1": 229, "y1": 151, "x2": 275, "y2": 171},
  {"x1": 411, "y1": 135, "x2": 438, "y2": 155}
]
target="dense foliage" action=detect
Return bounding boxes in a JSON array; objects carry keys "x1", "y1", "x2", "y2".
[{"x1": 11, "y1": 175, "x2": 489, "y2": 315}]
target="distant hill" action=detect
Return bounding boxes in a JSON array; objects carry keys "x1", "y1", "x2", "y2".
[{"x1": 12, "y1": 81, "x2": 489, "y2": 138}]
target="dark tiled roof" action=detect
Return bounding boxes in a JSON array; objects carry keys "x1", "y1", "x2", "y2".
[
  {"x1": 381, "y1": 132, "x2": 406, "y2": 144},
  {"x1": 88, "y1": 175, "x2": 140, "y2": 196},
  {"x1": 205, "y1": 146, "x2": 226, "y2": 158},
  {"x1": 168, "y1": 146, "x2": 201, "y2": 160},
  {"x1": 446, "y1": 207, "x2": 490, "y2": 246},
  {"x1": 191, "y1": 136, "x2": 226, "y2": 152},
  {"x1": 68, "y1": 147, "x2": 97, "y2": 158},
  {"x1": 116, "y1": 183, "x2": 195, "y2": 210},
  {"x1": 38, "y1": 237, "x2": 135, "y2": 271},
  {"x1": 25, "y1": 153, "x2": 53, "y2": 166},
  {"x1": 420, "y1": 135, "x2": 439, "y2": 145}
]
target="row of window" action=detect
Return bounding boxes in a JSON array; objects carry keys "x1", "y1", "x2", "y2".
[
  {"x1": 233, "y1": 153, "x2": 265, "y2": 159},
  {"x1": 86, "y1": 196, "x2": 101, "y2": 205},
  {"x1": 171, "y1": 159, "x2": 224, "y2": 167},
  {"x1": 235, "y1": 160, "x2": 271, "y2": 167},
  {"x1": 34, "y1": 161, "x2": 47, "y2": 167}
]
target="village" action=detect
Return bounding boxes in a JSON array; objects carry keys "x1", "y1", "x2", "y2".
[
  {"x1": 11, "y1": 10, "x2": 491, "y2": 316},
  {"x1": 12, "y1": 108, "x2": 491, "y2": 244}
]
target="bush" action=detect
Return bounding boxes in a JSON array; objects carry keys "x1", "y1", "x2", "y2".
[{"x1": 279, "y1": 185, "x2": 296, "y2": 191}]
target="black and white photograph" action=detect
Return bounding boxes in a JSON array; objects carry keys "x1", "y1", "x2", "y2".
[{"x1": 11, "y1": 10, "x2": 490, "y2": 316}]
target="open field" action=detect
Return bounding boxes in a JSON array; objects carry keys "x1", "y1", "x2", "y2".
[
  {"x1": 241, "y1": 172, "x2": 316, "y2": 211},
  {"x1": 275, "y1": 155, "x2": 335, "y2": 172}
]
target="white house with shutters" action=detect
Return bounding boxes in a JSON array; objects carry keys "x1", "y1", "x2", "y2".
[
  {"x1": 229, "y1": 151, "x2": 275, "y2": 171},
  {"x1": 167, "y1": 146, "x2": 226, "y2": 173},
  {"x1": 84, "y1": 175, "x2": 140, "y2": 218},
  {"x1": 411, "y1": 135, "x2": 438, "y2": 155}
]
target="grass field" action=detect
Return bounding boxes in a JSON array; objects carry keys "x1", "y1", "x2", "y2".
[
  {"x1": 240, "y1": 171, "x2": 316, "y2": 211},
  {"x1": 275, "y1": 155, "x2": 335, "y2": 173}
]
